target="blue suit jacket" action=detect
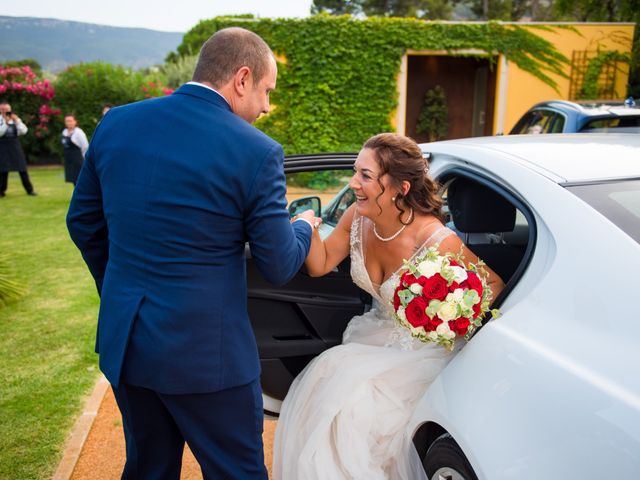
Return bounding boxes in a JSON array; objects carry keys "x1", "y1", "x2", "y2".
[{"x1": 67, "y1": 84, "x2": 312, "y2": 394}]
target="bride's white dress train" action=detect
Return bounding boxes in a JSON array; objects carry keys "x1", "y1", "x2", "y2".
[{"x1": 273, "y1": 212, "x2": 461, "y2": 479}]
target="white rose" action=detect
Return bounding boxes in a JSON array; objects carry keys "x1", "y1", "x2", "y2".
[
  {"x1": 436, "y1": 321, "x2": 451, "y2": 335},
  {"x1": 417, "y1": 260, "x2": 440, "y2": 278},
  {"x1": 397, "y1": 306, "x2": 407, "y2": 322},
  {"x1": 409, "y1": 283, "x2": 423, "y2": 295},
  {"x1": 446, "y1": 288, "x2": 464, "y2": 304},
  {"x1": 437, "y1": 302, "x2": 458, "y2": 321},
  {"x1": 451, "y1": 266, "x2": 468, "y2": 283},
  {"x1": 427, "y1": 331, "x2": 438, "y2": 342}
]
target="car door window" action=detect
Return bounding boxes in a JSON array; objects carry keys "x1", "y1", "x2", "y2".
[
  {"x1": 511, "y1": 109, "x2": 559, "y2": 134},
  {"x1": 439, "y1": 174, "x2": 531, "y2": 287},
  {"x1": 286, "y1": 171, "x2": 346, "y2": 214},
  {"x1": 324, "y1": 188, "x2": 355, "y2": 227},
  {"x1": 548, "y1": 113, "x2": 565, "y2": 133}
]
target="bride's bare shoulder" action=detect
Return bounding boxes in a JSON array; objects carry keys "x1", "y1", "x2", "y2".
[{"x1": 413, "y1": 214, "x2": 448, "y2": 248}]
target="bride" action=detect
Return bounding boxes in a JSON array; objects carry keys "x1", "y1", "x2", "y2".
[{"x1": 273, "y1": 133, "x2": 504, "y2": 479}]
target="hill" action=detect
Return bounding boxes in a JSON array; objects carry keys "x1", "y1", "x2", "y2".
[{"x1": 0, "y1": 16, "x2": 184, "y2": 71}]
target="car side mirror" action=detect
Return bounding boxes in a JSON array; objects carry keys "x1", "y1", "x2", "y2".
[{"x1": 289, "y1": 196, "x2": 321, "y2": 218}]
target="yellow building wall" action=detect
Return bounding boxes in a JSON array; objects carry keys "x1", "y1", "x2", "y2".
[{"x1": 498, "y1": 23, "x2": 636, "y2": 134}]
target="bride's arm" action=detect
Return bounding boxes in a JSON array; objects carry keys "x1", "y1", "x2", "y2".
[
  {"x1": 304, "y1": 204, "x2": 355, "y2": 277},
  {"x1": 438, "y1": 233, "x2": 506, "y2": 303}
]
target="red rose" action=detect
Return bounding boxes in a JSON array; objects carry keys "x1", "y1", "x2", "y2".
[
  {"x1": 401, "y1": 272, "x2": 419, "y2": 287},
  {"x1": 466, "y1": 271, "x2": 483, "y2": 296},
  {"x1": 405, "y1": 297, "x2": 429, "y2": 327},
  {"x1": 472, "y1": 302, "x2": 482, "y2": 318},
  {"x1": 449, "y1": 281, "x2": 461, "y2": 292},
  {"x1": 393, "y1": 285, "x2": 403, "y2": 310},
  {"x1": 424, "y1": 315, "x2": 443, "y2": 332},
  {"x1": 450, "y1": 318, "x2": 471, "y2": 336},
  {"x1": 420, "y1": 274, "x2": 448, "y2": 301},
  {"x1": 449, "y1": 259, "x2": 461, "y2": 267}
]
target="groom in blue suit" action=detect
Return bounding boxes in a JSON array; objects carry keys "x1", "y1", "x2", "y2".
[{"x1": 67, "y1": 28, "x2": 315, "y2": 479}]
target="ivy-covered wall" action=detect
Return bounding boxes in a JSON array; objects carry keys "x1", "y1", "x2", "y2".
[{"x1": 173, "y1": 16, "x2": 568, "y2": 154}]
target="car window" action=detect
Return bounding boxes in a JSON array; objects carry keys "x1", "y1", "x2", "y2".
[
  {"x1": 439, "y1": 175, "x2": 530, "y2": 284},
  {"x1": 579, "y1": 116, "x2": 640, "y2": 133},
  {"x1": 511, "y1": 109, "x2": 560, "y2": 134},
  {"x1": 548, "y1": 113, "x2": 565, "y2": 133},
  {"x1": 566, "y1": 180, "x2": 640, "y2": 243},
  {"x1": 286, "y1": 170, "x2": 349, "y2": 217},
  {"x1": 324, "y1": 188, "x2": 355, "y2": 227}
]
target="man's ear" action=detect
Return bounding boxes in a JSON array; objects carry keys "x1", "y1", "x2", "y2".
[{"x1": 233, "y1": 66, "x2": 252, "y2": 97}]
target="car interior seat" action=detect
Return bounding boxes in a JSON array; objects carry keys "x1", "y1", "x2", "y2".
[{"x1": 447, "y1": 177, "x2": 526, "y2": 283}]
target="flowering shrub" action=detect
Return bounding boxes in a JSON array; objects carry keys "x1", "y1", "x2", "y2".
[
  {"x1": 141, "y1": 80, "x2": 174, "y2": 98},
  {"x1": 0, "y1": 65, "x2": 62, "y2": 160},
  {"x1": 54, "y1": 62, "x2": 174, "y2": 141}
]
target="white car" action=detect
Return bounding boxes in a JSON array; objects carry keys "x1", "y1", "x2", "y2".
[{"x1": 247, "y1": 134, "x2": 640, "y2": 479}]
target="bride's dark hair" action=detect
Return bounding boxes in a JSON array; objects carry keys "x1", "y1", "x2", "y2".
[{"x1": 363, "y1": 133, "x2": 444, "y2": 224}]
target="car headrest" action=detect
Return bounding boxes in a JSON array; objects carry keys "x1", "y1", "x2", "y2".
[{"x1": 448, "y1": 178, "x2": 516, "y2": 233}]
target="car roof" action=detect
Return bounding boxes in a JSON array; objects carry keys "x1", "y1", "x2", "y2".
[
  {"x1": 531, "y1": 100, "x2": 640, "y2": 117},
  {"x1": 423, "y1": 134, "x2": 640, "y2": 184}
]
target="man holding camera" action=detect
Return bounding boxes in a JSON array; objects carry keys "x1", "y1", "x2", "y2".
[{"x1": 0, "y1": 101, "x2": 37, "y2": 197}]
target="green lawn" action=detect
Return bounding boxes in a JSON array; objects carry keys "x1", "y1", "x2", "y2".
[{"x1": 0, "y1": 167, "x2": 100, "y2": 480}]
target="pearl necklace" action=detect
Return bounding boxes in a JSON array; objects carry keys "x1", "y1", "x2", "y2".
[{"x1": 373, "y1": 208, "x2": 414, "y2": 242}]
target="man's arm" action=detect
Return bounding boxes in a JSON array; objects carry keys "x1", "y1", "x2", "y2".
[
  {"x1": 244, "y1": 144, "x2": 312, "y2": 286},
  {"x1": 0, "y1": 116, "x2": 6, "y2": 137},
  {"x1": 66, "y1": 143, "x2": 109, "y2": 294}
]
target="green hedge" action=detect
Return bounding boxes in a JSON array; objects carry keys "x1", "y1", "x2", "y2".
[{"x1": 172, "y1": 15, "x2": 569, "y2": 154}]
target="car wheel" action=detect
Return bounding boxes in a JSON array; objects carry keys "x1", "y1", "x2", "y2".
[{"x1": 423, "y1": 433, "x2": 479, "y2": 480}]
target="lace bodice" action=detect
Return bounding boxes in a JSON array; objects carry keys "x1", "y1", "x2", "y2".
[{"x1": 346, "y1": 211, "x2": 455, "y2": 349}]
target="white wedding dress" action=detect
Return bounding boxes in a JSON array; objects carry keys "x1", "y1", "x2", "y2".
[{"x1": 273, "y1": 212, "x2": 462, "y2": 480}]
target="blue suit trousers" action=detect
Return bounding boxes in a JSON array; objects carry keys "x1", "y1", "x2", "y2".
[{"x1": 112, "y1": 380, "x2": 268, "y2": 479}]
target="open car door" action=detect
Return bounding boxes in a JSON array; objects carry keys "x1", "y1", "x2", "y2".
[{"x1": 246, "y1": 154, "x2": 368, "y2": 414}]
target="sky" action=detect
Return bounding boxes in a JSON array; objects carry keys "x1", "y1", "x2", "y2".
[{"x1": 0, "y1": 0, "x2": 314, "y2": 32}]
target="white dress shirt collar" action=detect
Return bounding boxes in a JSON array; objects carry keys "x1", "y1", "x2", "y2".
[{"x1": 186, "y1": 81, "x2": 230, "y2": 108}]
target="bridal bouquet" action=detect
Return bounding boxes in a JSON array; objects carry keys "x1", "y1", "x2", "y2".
[{"x1": 392, "y1": 246, "x2": 498, "y2": 351}]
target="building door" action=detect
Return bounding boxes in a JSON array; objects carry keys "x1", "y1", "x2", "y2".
[{"x1": 405, "y1": 55, "x2": 497, "y2": 142}]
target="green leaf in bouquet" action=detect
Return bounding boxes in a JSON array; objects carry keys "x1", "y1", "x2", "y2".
[
  {"x1": 440, "y1": 266, "x2": 455, "y2": 283},
  {"x1": 398, "y1": 289, "x2": 414, "y2": 307},
  {"x1": 438, "y1": 336, "x2": 456, "y2": 352},
  {"x1": 426, "y1": 299, "x2": 441, "y2": 318},
  {"x1": 463, "y1": 289, "x2": 480, "y2": 307},
  {"x1": 424, "y1": 246, "x2": 440, "y2": 262},
  {"x1": 460, "y1": 305, "x2": 474, "y2": 318},
  {"x1": 402, "y1": 258, "x2": 420, "y2": 277},
  {"x1": 471, "y1": 317, "x2": 483, "y2": 327}
]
